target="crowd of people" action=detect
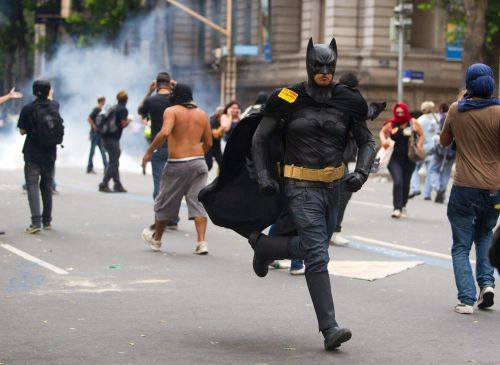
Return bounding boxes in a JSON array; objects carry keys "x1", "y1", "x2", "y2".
[{"x1": 3, "y1": 39, "x2": 499, "y2": 352}]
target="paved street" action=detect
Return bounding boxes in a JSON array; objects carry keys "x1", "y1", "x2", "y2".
[{"x1": 1, "y1": 167, "x2": 499, "y2": 365}]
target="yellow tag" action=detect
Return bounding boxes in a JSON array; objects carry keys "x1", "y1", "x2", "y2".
[
  {"x1": 494, "y1": 204, "x2": 500, "y2": 210},
  {"x1": 278, "y1": 88, "x2": 298, "y2": 103}
]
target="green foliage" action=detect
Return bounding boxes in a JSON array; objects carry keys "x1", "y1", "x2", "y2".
[
  {"x1": 66, "y1": 0, "x2": 142, "y2": 46},
  {"x1": 418, "y1": 0, "x2": 499, "y2": 49}
]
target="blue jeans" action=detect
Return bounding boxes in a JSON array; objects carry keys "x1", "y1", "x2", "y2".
[
  {"x1": 447, "y1": 186, "x2": 499, "y2": 305},
  {"x1": 151, "y1": 146, "x2": 168, "y2": 200},
  {"x1": 428, "y1": 154, "x2": 454, "y2": 194},
  {"x1": 87, "y1": 131, "x2": 108, "y2": 173},
  {"x1": 410, "y1": 158, "x2": 432, "y2": 197},
  {"x1": 285, "y1": 184, "x2": 340, "y2": 275}
]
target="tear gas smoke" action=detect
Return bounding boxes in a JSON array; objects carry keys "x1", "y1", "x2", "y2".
[{"x1": 0, "y1": 5, "x2": 219, "y2": 175}]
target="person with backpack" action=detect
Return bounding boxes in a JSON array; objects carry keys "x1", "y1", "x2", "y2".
[
  {"x1": 17, "y1": 80, "x2": 64, "y2": 233},
  {"x1": 98, "y1": 90, "x2": 131, "y2": 193}
]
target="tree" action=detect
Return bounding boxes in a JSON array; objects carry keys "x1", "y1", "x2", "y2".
[
  {"x1": 66, "y1": 0, "x2": 142, "y2": 47},
  {"x1": 420, "y1": 0, "x2": 499, "y2": 76}
]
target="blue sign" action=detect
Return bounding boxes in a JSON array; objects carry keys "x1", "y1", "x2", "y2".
[
  {"x1": 403, "y1": 70, "x2": 424, "y2": 83},
  {"x1": 446, "y1": 45, "x2": 463, "y2": 61},
  {"x1": 233, "y1": 45, "x2": 259, "y2": 56}
]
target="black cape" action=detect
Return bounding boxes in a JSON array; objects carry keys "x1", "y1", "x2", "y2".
[{"x1": 198, "y1": 82, "x2": 368, "y2": 238}]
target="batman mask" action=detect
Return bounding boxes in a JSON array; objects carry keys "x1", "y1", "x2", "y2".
[{"x1": 305, "y1": 37, "x2": 337, "y2": 103}]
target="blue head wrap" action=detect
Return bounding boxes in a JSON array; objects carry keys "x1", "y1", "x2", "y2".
[{"x1": 458, "y1": 63, "x2": 500, "y2": 112}]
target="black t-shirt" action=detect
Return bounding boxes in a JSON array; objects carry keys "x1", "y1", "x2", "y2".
[
  {"x1": 138, "y1": 93, "x2": 171, "y2": 143},
  {"x1": 88, "y1": 106, "x2": 101, "y2": 133},
  {"x1": 17, "y1": 99, "x2": 59, "y2": 164},
  {"x1": 107, "y1": 103, "x2": 128, "y2": 140}
]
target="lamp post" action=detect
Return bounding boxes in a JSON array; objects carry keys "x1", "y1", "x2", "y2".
[{"x1": 165, "y1": 0, "x2": 234, "y2": 105}]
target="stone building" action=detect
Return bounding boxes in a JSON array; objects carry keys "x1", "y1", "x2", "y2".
[{"x1": 160, "y1": 0, "x2": 463, "y2": 120}]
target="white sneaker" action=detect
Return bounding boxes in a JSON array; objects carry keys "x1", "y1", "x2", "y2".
[
  {"x1": 401, "y1": 207, "x2": 408, "y2": 218},
  {"x1": 391, "y1": 209, "x2": 401, "y2": 219},
  {"x1": 290, "y1": 266, "x2": 305, "y2": 275},
  {"x1": 269, "y1": 260, "x2": 291, "y2": 269},
  {"x1": 477, "y1": 287, "x2": 494, "y2": 309},
  {"x1": 454, "y1": 303, "x2": 474, "y2": 314},
  {"x1": 193, "y1": 241, "x2": 208, "y2": 255},
  {"x1": 141, "y1": 228, "x2": 161, "y2": 251},
  {"x1": 330, "y1": 233, "x2": 350, "y2": 246},
  {"x1": 25, "y1": 225, "x2": 42, "y2": 234}
]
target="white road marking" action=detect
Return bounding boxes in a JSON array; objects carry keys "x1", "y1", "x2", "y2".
[
  {"x1": 350, "y1": 200, "x2": 393, "y2": 209},
  {"x1": 1, "y1": 243, "x2": 69, "y2": 275},
  {"x1": 349, "y1": 235, "x2": 476, "y2": 264}
]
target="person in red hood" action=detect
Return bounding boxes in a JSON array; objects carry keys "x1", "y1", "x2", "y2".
[{"x1": 379, "y1": 102, "x2": 423, "y2": 218}]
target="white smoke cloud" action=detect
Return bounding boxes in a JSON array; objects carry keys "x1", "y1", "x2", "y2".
[{"x1": 0, "y1": 5, "x2": 219, "y2": 174}]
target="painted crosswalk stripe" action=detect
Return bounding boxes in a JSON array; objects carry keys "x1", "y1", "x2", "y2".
[
  {"x1": 1, "y1": 243, "x2": 69, "y2": 275},
  {"x1": 349, "y1": 235, "x2": 476, "y2": 264}
]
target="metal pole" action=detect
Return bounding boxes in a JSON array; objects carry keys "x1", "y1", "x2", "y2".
[
  {"x1": 397, "y1": 0, "x2": 404, "y2": 102},
  {"x1": 225, "y1": 0, "x2": 234, "y2": 105}
]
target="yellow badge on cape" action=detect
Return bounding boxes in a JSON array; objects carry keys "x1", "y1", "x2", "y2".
[{"x1": 278, "y1": 88, "x2": 298, "y2": 103}]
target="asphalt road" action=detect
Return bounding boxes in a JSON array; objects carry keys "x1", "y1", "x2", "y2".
[{"x1": 1, "y1": 167, "x2": 499, "y2": 365}]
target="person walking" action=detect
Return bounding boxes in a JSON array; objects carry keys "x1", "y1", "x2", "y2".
[
  {"x1": 409, "y1": 101, "x2": 439, "y2": 200},
  {"x1": 98, "y1": 91, "x2": 131, "y2": 193},
  {"x1": 428, "y1": 102, "x2": 455, "y2": 203},
  {"x1": 17, "y1": 80, "x2": 64, "y2": 233},
  {"x1": 440, "y1": 63, "x2": 500, "y2": 314},
  {"x1": 379, "y1": 102, "x2": 424, "y2": 218},
  {"x1": 220, "y1": 100, "x2": 241, "y2": 147},
  {"x1": 86, "y1": 96, "x2": 108, "y2": 174},
  {"x1": 138, "y1": 72, "x2": 180, "y2": 230},
  {"x1": 141, "y1": 83, "x2": 212, "y2": 254},
  {"x1": 204, "y1": 106, "x2": 224, "y2": 171}
]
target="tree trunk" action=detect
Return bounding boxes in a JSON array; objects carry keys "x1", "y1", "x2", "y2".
[{"x1": 461, "y1": 0, "x2": 488, "y2": 73}]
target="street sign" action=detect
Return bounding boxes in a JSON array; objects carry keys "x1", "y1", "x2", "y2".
[
  {"x1": 394, "y1": 3, "x2": 413, "y2": 14},
  {"x1": 403, "y1": 70, "x2": 424, "y2": 83},
  {"x1": 233, "y1": 45, "x2": 259, "y2": 56}
]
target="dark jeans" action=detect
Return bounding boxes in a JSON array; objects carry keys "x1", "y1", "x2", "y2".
[
  {"x1": 87, "y1": 131, "x2": 108, "y2": 173},
  {"x1": 335, "y1": 163, "x2": 353, "y2": 232},
  {"x1": 285, "y1": 183, "x2": 340, "y2": 275},
  {"x1": 101, "y1": 137, "x2": 121, "y2": 187},
  {"x1": 447, "y1": 186, "x2": 499, "y2": 305},
  {"x1": 205, "y1": 139, "x2": 223, "y2": 171},
  {"x1": 24, "y1": 161, "x2": 54, "y2": 226},
  {"x1": 151, "y1": 146, "x2": 167, "y2": 200},
  {"x1": 388, "y1": 155, "x2": 415, "y2": 210}
]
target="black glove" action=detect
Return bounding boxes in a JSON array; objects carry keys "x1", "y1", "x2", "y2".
[
  {"x1": 367, "y1": 102, "x2": 387, "y2": 121},
  {"x1": 257, "y1": 170, "x2": 280, "y2": 196},
  {"x1": 343, "y1": 171, "x2": 367, "y2": 192}
]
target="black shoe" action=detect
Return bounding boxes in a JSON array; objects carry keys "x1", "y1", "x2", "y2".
[
  {"x1": 408, "y1": 191, "x2": 421, "y2": 199},
  {"x1": 434, "y1": 190, "x2": 445, "y2": 203},
  {"x1": 249, "y1": 232, "x2": 270, "y2": 277},
  {"x1": 99, "y1": 184, "x2": 113, "y2": 193},
  {"x1": 248, "y1": 232, "x2": 291, "y2": 278},
  {"x1": 424, "y1": 196, "x2": 431, "y2": 201},
  {"x1": 113, "y1": 184, "x2": 127, "y2": 193},
  {"x1": 0, "y1": 231, "x2": 5, "y2": 235},
  {"x1": 87, "y1": 170, "x2": 96, "y2": 174},
  {"x1": 323, "y1": 327, "x2": 352, "y2": 350}
]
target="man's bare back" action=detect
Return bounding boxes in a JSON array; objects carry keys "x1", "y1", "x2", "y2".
[{"x1": 162, "y1": 105, "x2": 212, "y2": 159}]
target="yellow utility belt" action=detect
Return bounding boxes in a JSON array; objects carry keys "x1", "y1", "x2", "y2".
[{"x1": 283, "y1": 164, "x2": 344, "y2": 183}]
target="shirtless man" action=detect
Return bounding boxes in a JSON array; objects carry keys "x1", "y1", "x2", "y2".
[{"x1": 141, "y1": 83, "x2": 212, "y2": 254}]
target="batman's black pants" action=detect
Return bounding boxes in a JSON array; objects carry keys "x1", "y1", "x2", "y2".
[{"x1": 285, "y1": 183, "x2": 341, "y2": 331}]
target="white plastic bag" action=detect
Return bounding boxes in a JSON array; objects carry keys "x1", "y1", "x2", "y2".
[{"x1": 376, "y1": 139, "x2": 395, "y2": 169}]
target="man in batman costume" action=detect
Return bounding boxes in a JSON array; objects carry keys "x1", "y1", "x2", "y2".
[{"x1": 199, "y1": 38, "x2": 378, "y2": 350}]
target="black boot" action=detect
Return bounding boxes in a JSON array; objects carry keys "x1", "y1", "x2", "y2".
[
  {"x1": 248, "y1": 232, "x2": 291, "y2": 277},
  {"x1": 305, "y1": 272, "x2": 352, "y2": 350}
]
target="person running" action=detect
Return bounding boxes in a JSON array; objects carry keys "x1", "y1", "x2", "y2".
[
  {"x1": 141, "y1": 84, "x2": 212, "y2": 254},
  {"x1": 86, "y1": 96, "x2": 108, "y2": 174},
  {"x1": 440, "y1": 63, "x2": 500, "y2": 314},
  {"x1": 379, "y1": 102, "x2": 424, "y2": 218}
]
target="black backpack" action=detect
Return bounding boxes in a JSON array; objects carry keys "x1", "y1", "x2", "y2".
[
  {"x1": 95, "y1": 106, "x2": 118, "y2": 136},
  {"x1": 33, "y1": 101, "x2": 64, "y2": 147}
]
